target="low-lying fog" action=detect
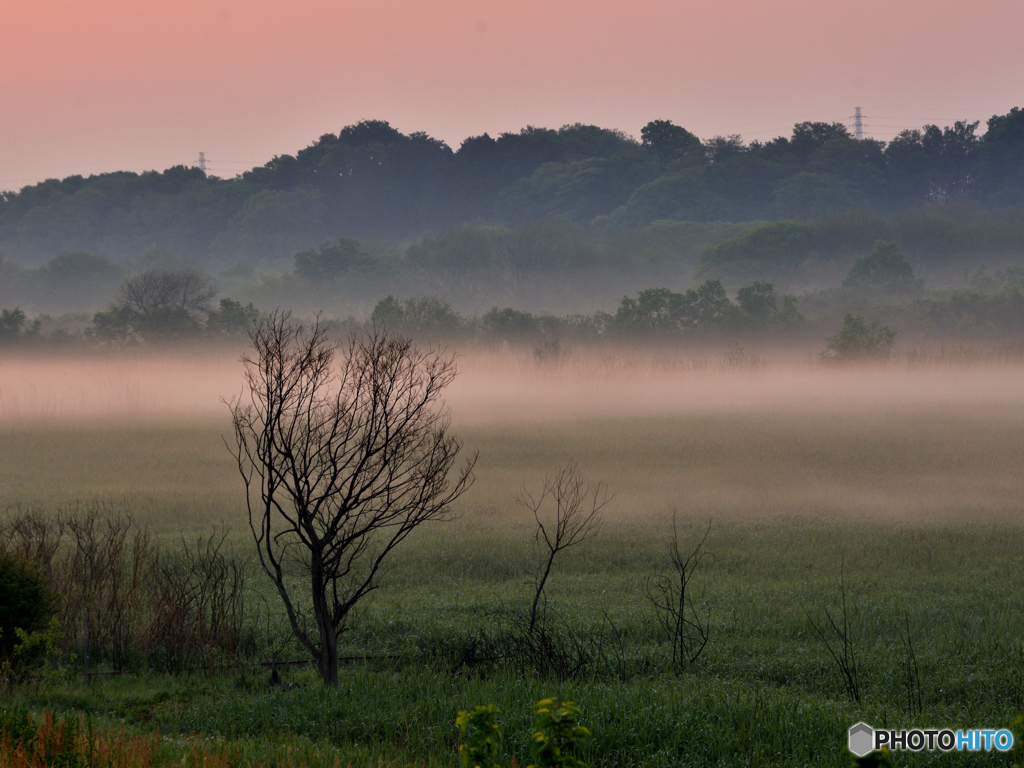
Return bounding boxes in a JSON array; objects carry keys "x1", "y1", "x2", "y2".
[
  {"x1": 2, "y1": 346, "x2": 1022, "y2": 524},
  {"x1": 1, "y1": 346, "x2": 1022, "y2": 426}
]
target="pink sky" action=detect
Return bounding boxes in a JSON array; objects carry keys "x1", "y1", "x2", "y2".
[{"x1": 2, "y1": 0, "x2": 1022, "y2": 191}]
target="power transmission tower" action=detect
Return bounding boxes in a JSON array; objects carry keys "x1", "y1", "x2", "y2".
[
  {"x1": 853, "y1": 108, "x2": 863, "y2": 140},
  {"x1": 197, "y1": 152, "x2": 207, "y2": 172}
]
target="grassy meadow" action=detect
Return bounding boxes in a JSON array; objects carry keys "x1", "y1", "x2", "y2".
[{"x1": 1, "y1": 345, "x2": 1024, "y2": 766}]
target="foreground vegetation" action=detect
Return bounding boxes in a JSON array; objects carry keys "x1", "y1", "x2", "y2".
[
  {"x1": 2, "y1": 352, "x2": 1023, "y2": 765},
  {"x1": 3, "y1": 514, "x2": 1023, "y2": 766}
]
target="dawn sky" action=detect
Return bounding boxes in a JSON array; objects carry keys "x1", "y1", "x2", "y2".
[{"x1": 2, "y1": 0, "x2": 1022, "y2": 191}]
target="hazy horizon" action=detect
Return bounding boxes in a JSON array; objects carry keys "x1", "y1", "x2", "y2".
[{"x1": 3, "y1": 0, "x2": 1023, "y2": 191}]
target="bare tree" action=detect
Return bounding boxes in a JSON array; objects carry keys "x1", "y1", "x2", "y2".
[
  {"x1": 228, "y1": 312, "x2": 475, "y2": 686},
  {"x1": 806, "y1": 557, "x2": 861, "y2": 703},
  {"x1": 117, "y1": 269, "x2": 217, "y2": 321},
  {"x1": 516, "y1": 461, "x2": 609, "y2": 633},
  {"x1": 645, "y1": 517, "x2": 712, "y2": 668}
]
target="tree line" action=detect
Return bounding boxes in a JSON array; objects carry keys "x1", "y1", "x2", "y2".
[
  {"x1": 3, "y1": 245, "x2": 1023, "y2": 349},
  {"x1": 2, "y1": 109, "x2": 1023, "y2": 265},
  {"x1": 6, "y1": 205, "x2": 1024, "y2": 327}
]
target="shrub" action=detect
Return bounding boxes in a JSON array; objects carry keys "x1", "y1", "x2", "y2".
[
  {"x1": 457, "y1": 698, "x2": 591, "y2": 768},
  {"x1": 1, "y1": 506, "x2": 263, "y2": 673},
  {"x1": 0, "y1": 552, "x2": 59, "y2": 662},
  {"x1": 457, "y1": 705, "x2": 503, "y2": 768},
  {"x1": 820, "y1": 314, "x2": 896, "y2": 362},
  {"x1": 527, "y1": 698, "x2": 591, "y2": 768}
]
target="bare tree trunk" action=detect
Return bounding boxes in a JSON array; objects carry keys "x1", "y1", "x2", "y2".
[
  {"x1": 313, "y1": 613, "x2": 339, "y2": 687},
  {"x1": 529, "y1": 552, "x2": 556, "y2": 633},
  {"x1": 320, "y1": 631, "x2": 338, "y2": 687},
  {"x1": 310, "y1": 563, "x2": 340, "y2": 687}
]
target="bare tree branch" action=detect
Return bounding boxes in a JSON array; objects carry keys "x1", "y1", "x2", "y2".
[
  {"x1": 806, "y1": 557, "x2": 861, "y2": 703},
  {"x1": 645, "y1": 516, "x2": 712, "y2": 668},
  {"x1": 227, "y1": 311, "x2": 476, "y2": 685},
  {"x1": 117, "y1": 270, "x2": 217, "y2": 320},
  {"x1": 516, "y1": 460, "x2": 609, "y2": 633}
]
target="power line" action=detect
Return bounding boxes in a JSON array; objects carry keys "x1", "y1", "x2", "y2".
[{"x1": 0, "y1": 155, "x2": 197, "y2": 175}]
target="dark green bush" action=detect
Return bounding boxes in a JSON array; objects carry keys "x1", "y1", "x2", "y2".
[
  {"x1": 0, "y1": 551, "x2": 59, "y2": 660},
  {"x1": 820, "y1": 314, "x2": 896, "y2": 362}
]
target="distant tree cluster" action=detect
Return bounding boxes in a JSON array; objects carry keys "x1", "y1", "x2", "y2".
[
  {"x1": 613, "y1": 281, "x2": 801, "y2": 335},
  {"x1": 915, "y1": 264, "x2": 1024, "y2": 336},
  {"x1": 6, "y1": 206, "x2": 1024, "y2": 327},
  {"x1": 2, "y1": 109, "x2": 1023, "y2": 265},
  {"x1": 0, "y1": 307, "x2": 40, "y2": 344},
  {"x1": 696, "y1": 209, "x2": 1024, "y2": 287},
  {"x1": 841, "y1": 241, "x2": 923, "y2": 296},
  {"x1": 0, "y1": 268, "x2": 258, "y2": 347},
  {"x1": 269, "y1": 208, "x2": 1024, "y2": 316},
  {"x1": 90, "y1": 269, "x2": 258, "y2": 343},
  {"x1": 5, "y1": 247, "x2": 1024, "y2": 350},
  {"x1": 0, "y1": 250, "x2": 125, "y2": 314},
  {"x1": 362, "y1": 281, "x2": 803, "y2": 346}
]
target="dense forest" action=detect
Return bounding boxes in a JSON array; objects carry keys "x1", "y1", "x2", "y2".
[
  {"x1": 2, "y1": 109, "x2": 1024, "y2": 347},
  {"x1": 3, "y1": 109, "x2": 1024, "y2": 269}
]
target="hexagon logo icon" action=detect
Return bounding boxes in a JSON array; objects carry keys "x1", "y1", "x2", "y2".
[{"x1": 848, "y1": 722, "x2": 874, "y2": 757}]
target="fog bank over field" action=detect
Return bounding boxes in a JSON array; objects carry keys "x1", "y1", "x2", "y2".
[
  {"x1": 452, "y1": 349, "x2": 1024, "y2": 424},
  {"x1": 0, "y1": 352, "x2": 241, "y2": 425},
  {"x1": 2, "y1": 347, "x2": 1024, "y2": 426},
  {"x1": 0, "y1": 347, "x2": 1022, "y2": 524}
]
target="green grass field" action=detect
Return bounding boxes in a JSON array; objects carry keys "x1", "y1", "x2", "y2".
[{"x1": 2, "y1": 350, "x2": 1024, "y2": 766}]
